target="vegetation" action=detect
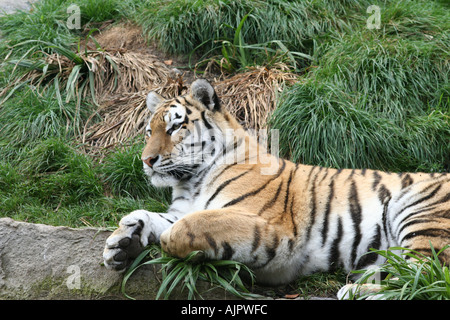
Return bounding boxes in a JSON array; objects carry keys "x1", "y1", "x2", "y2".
[
  {"x1": 0, "y1": 0, "x2": 172, "y2": 227},
  {"x1": 270, "y1": 1, "x2": 449, "y2": 172},
  {"x1": 350, "y1": 245, "x2": 450, "y2": 300},
  {"x1": 121, "y1": 245, "x2": 260, "y2": 300},
  {"x1": 0, "y1": 0, "x2": 448, "y2": 299}
]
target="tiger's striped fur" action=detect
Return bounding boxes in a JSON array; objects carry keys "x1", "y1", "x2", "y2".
[{"x1": 103, "y1": 79, "x2": 450, "y2": 287}]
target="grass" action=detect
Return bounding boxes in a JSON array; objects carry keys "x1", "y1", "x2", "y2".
[
  {"x1": 0, "y1": 86, "x2": 91, "y2": 154},
  {"x1": 0, "y1": 137, "x2": 169, "y2": 227},
  {"x1": 134, "y1": 0, "x2": 372, "y2": 74},
  {"x1": 349, "y1": 244, "x2": 450, "y2": 300},
  {"x1": 270, "y1": 78, "x2": 449, "y2": 172},
  {"x1": 295, "y1": 269, "x2": 347, "y2": 299},
  {"x1": 0, "y1": 0, "x2": 136, "y2": 51},
  {"x1": 0, "y1": 0, "x2": 173, "y2": 229},
  {"x1": 135, "y1": 0, "x2": 370, "y2": 56},
  {"x1": 0, "y1": 0, "x2": 78, "y2": 54},
  {"x1": 121, "y1": 245, "x2": 347, "y2": 300},
  {"x1": 190, "y1": 11, "x2": 313, "y2": 74},
  {"x1": 214, "y1": 64, "x2": 299, "y2": 130},
  {"x1": 100, "y1": 140, "x2": 171, "y2": 202},
  {"x1": 1, "y1": 38, "x2": 167, "y2": 115}
]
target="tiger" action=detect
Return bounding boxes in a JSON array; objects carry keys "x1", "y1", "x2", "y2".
[{"x1": 103, "y1": 79, "x2": 450, "y2": 297}]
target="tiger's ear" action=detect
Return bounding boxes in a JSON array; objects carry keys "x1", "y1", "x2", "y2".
[
  {"x1": 146, "y1": 91, "x2": 164, "y2": 114},
  {"x1": 191, "y1": 79, "x2": 221, "y2": 111}
]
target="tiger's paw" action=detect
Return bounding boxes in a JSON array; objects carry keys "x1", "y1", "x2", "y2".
[{"x1": 103, "y1": 210, "x2": 156, "y2": 272}]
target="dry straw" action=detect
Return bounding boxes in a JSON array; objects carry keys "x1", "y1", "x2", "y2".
[
  {"x1": 82, "y1": 62, "x2": 299, "y2": 154},
  {"x1": 82, "y1": 73, "x2": 185, "y2": 154}
]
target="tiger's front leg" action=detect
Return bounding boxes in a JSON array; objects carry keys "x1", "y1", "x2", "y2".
[
  {"x1": 159, "y1": 209, "x2": 293, "y2": 285},
  {"x1": 103, "y1": 210, "x2": 177, "y2": 271}
]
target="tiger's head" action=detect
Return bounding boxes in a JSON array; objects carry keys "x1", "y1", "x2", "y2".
[{"x1": 142, "y1": 79, "x2": 242, "y2": 187}]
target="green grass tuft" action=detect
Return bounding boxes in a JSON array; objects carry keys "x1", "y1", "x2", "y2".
[
  {"x1": 134, "y1": 0, "x2": 370, "y2": 56},
  {"x1": 101, "y1": 141, "x2": 171, "y2": 202},
  {"x1": 21, "y1": 138, "x2": 104, "y2": 206},
  {"x1": 0, "y1": 0, "x2": 77, "y2": 54},
  {"x1": 270, "y1": 17, "x2": 449, "y2": 172},
  {"x1": 0, "y1": 86, "x2": 91, "y2": 156}
]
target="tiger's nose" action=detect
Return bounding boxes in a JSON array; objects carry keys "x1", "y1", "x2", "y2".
[{"x1": 143, "y1": 156, "x2": 158, "y2": 167}]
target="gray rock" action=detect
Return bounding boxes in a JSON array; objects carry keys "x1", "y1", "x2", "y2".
[
  {"x1": 0, "y1": 218, "x2": 340, "y2": 300},
  {"x1": 0, "y1": 218, "x2": 126, "y2": 299}
]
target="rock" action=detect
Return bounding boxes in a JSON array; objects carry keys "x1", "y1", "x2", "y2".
[{"x1": 0, "y1": 217, "x2": 229, "y2": 299}]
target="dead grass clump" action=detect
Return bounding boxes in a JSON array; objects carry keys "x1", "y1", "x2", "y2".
[
  {"x1": 82, "y1": 63, "x2": 299, "y2": 154},
  {"x1": 1, "y1": 45, "x2": 170, "y2": 108},
  {"x1": 1, "y1": 43, "x2": 175, "y2": 154},
  {"x1": 214, "y1": 64, "x2": 298, "y2": 130}
]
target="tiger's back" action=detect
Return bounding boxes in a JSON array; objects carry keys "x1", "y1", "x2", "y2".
[{"x1": 103, "y1": 79, "x2": 450, "y2": 288}]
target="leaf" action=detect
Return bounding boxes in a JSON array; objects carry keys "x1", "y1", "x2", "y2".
[
  {"x1": 53, "y1": 75, "x2": 65, "y2": 111},
  {"x1": 7, "y1": 59, "x2": 48, "y2": 71},
  {"x1": 85, "y1": 28, "x2": 102, "y2": 51},
  {"x1": 49, "y1": 45, "x2": 84, "y2": 65},
  {"x1": 120, "y1": 247, "x2": 156, "y2": 300},
  {"x1": 88, "y1": 70, "x2": 98, "y2": 106},
  {"x1": 65, "y1": 64, "x2": 82, "y2": 103},
  {"x1": 0, "y1": 79, "x2": 30, "y2": 106}
]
